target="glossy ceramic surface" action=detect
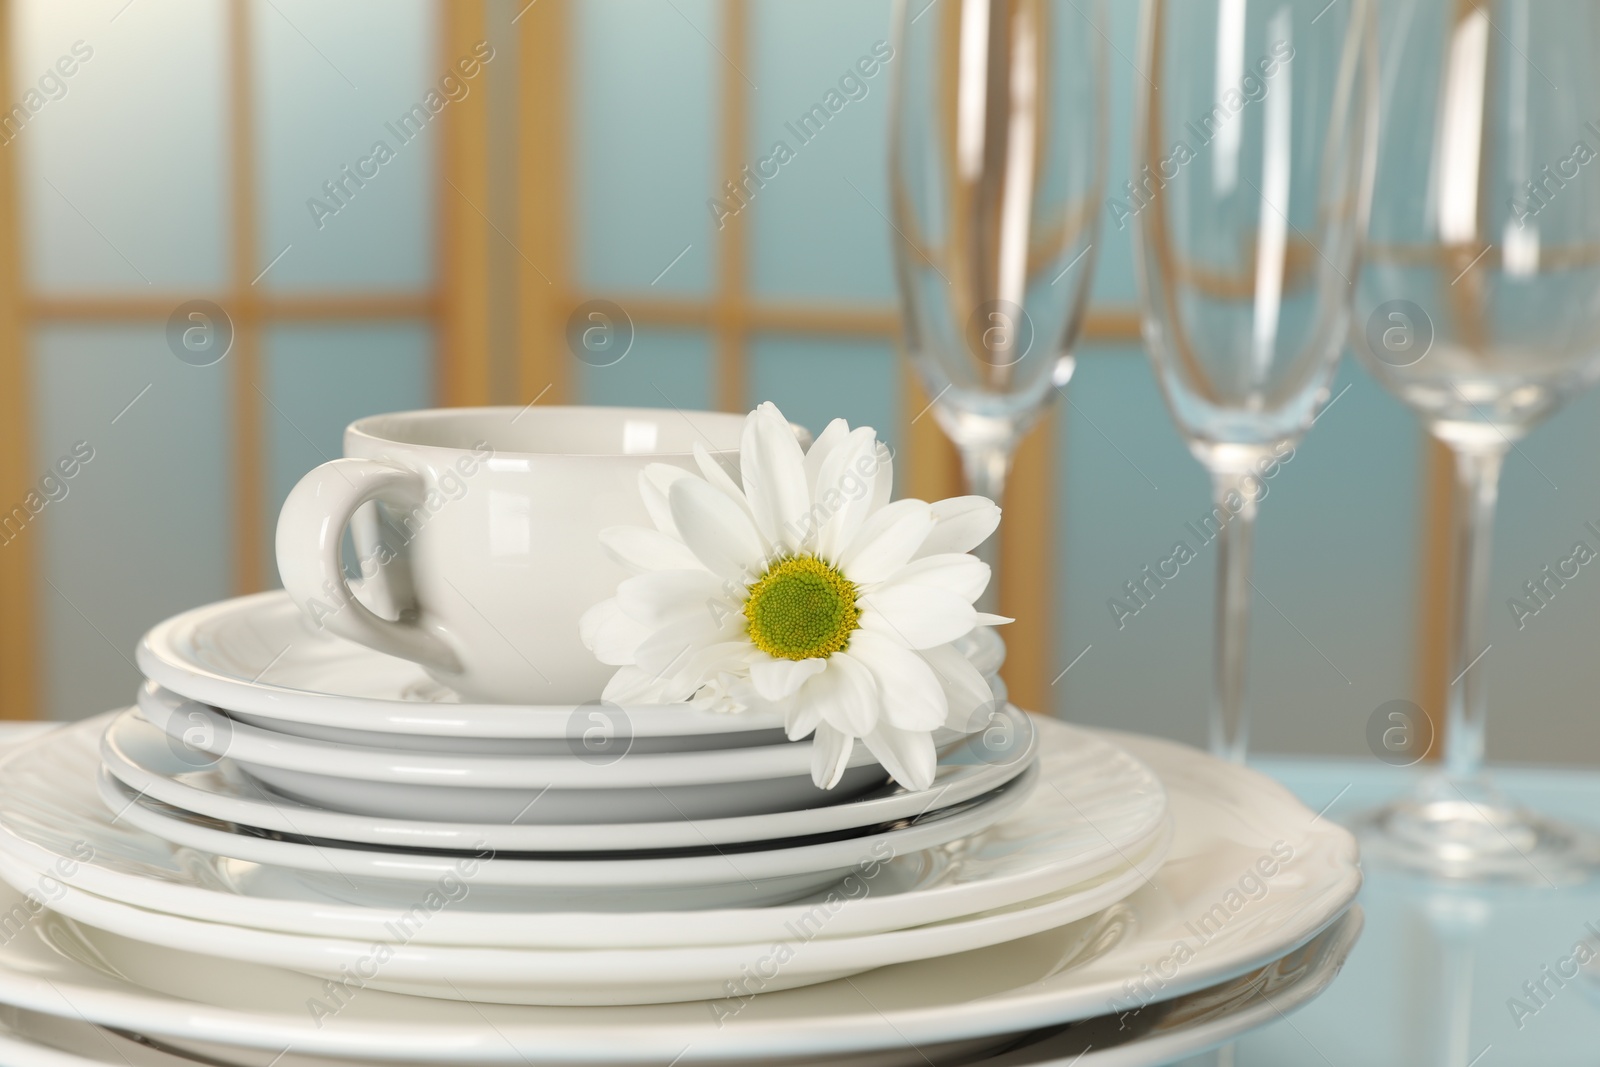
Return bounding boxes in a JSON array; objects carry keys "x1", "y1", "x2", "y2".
[
  {"x1": 135, "y1": 590, "x2": 1004, "y2": 743},
  {"x1": 94, "y1": 763, "x2": 1037, "y2": 898},
  {"x1": 34, "y1": 825, "x2": 1149, "y2": 1006},
  {"x1": 274, "y1": 406, "x2": 768, "y2": 704},
  {"x1": 136, "y1": 590, "x2": 790, "y2": 738},
  {"x1": 0, "y1": 714, "x2": 1165, "y2": 944},
  {"x1": 132, "y1": 691, "x2": 898, "y2": 824},
  {"x1": 0, "y1": 724, "x2": 1359, "y2": 1062},
  {"x1": 100, "y1": 708, "x2": 1039, "y2": 852},
  {"x1": 0, "y1": 910, "x2": 1360, "y2": 1067}
]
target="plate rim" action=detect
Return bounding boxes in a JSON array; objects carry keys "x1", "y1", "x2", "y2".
[
  {"x1": 0, "y1": 713, "x2": 1170, "y2": 946},
  {"x1": 92, "y1": 762, "x2": 1041, "y2": 886},
  {"x1": 100, "y1": 707, "x2": 1041, "y2": 851}
]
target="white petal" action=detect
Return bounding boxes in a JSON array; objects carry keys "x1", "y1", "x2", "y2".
[
  {"x1": 668, "y1": 477, "x2": 767, "y2": 582},
  {"x1": 578, "y1": 598, "x2": 653, "y2": 665},
  {"x1": 814, "y1": 428, "x2": 880, "y2": 559},
  {"x1": 786, "y1": 699, "x2": 823, "y2": 741},
  {"x1": 920, "y1": 642, "x2": 998, "y2": 731},
  {"x1": 810, "y1": 722, "x2": 854, "y2": 789},
  {"x1": 870, "y1": 442, "x2": 893, "y2": 512},
  {"x1": 975, "y1": 612, "x2": 1015, "y2": 626},
  {"x1": 692, "y1": 442, "x2": 752, "y2": 512},
  {"x1": 639, "y1": 464, "x2": 695, "y2": 538},
  {"x1": 860, "y1": 586, "x2": 977, "y2": 649},
  {"x1": 602, "y1": 666, "x2": 696, "y2": 705},
  {"x1": 631, "y1": 610, "x2": 739, "y2": 677},
  {"x1": 805, "y1": 651, "x2": 879, "y2": 736},
  {"x1": 599, "y1": 526, "x2": 704, "y2": 574},
  {"x1": 882, "y1": 553, "x2": 991, "y2": 603},
  {"x1": 841, "y1": 499, "x2": 934, "y2": 584},
  {"x1": 803, "y1": 418, "x2": 852, "y2": 488},
  {"x1": 915, "y1": 497, "x2": 1001, "y2": 558},
  {"x1": 749, "y1": 656, "x2": 828, "y2": 702},
  {"x1": 681, "y1": 640, "x2": 757, "y2": 687},
  {"x1": 849, "y1": 629, "x2": 947, "y2": 731},
  {"x1": 741, "y1": 404, "x2": 813, "y2": 554},
  {"x1": 615, "y1": 570, "x2": 727, "y2": 628},
  {"x1": 862, "y1": 723, "x2": 937, "y2": 791}
]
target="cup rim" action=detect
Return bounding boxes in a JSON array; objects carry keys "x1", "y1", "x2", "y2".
[{"x1": 345, "y1": 405, "x2": 756, "y2": 460}]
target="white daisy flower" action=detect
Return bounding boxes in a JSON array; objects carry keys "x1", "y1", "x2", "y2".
[{"x1": 579, "y1": 402, "x2": 1010, "y2": 792}]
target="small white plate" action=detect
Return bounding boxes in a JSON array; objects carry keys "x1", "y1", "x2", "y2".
[
  {"x1": 0, "y1": 714, "x2": 1168, "y2": 948},
  {"x1": 100, "y1": 709, "x2": 1039, "y2": 852},
  {"x1": 135, "y1": 591, "x2": 1005, "y2": 741},
  {"x1": 0, "y1": 724, "x2": 1359, "y2": 1064},
  {"x1": 0, "y1": 909, "x2": 1361, "y2": 1067},
  {"x1": 134, "y1": 691, "x2": 901, "y2": 824},
  {"x1": 94, "y1": 763, "x2": 1038, "y2": 901}
]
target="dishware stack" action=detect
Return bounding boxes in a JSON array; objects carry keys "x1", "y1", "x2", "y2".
[{"x1": 0, "y1": 405, "x2": 1363, "y2": 1067}]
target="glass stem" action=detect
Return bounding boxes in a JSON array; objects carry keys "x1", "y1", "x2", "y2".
[
  {"x1": 960, "y1": 441, "x2": 1015, "y2": 615},
  {"x1": 1210, "y1": 469, "x2": 1260, "y2": 764},
  {"x1": 1442, "y1": 445, "x2": 1506, "y2": 781}
]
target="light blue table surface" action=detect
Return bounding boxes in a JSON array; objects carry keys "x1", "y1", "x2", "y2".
[{"x1": 1181, "y1": 757, "x2": 1600, "y2": 1067}]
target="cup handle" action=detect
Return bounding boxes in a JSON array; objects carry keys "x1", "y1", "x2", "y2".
[{"x1": 275, "y1": 458, "x2": 461, "y2": 675}]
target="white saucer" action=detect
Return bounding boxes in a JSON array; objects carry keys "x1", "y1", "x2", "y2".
[
  {"x1": 0, "y1": 726, "x2": 1359, "y2": 1063},
  {"x1": 101, "y1": 707, "x2": 1040, "y2": 852},
  {"x1": 133, "y1": 691, "x2": 900, "y2": 824},
  {"x1": 0, "y1": 909, "x2": 1361, "y2": 1067},
  {"x1": 135, "y1": 590, "x2": 1005, "y2": 740},
  {"x1": 0, "y1": 714, "x2": 1168, "y2": 945}
]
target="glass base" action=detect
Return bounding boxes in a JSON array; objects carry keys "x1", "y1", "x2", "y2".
[{"x1": 1351, "y1": 774, "x2": 1600, "y2": 886}]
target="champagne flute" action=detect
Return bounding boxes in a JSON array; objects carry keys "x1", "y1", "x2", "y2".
[
  {"x1": 1351, "y1": 0, "x2": 1600, "y2": 883},
  {"x1": 888, "y1": 0, "x2": 1106, "y2": 605},
  {"x1": 1133, "y1": 0, "x2": 1374, "y2": 762}
]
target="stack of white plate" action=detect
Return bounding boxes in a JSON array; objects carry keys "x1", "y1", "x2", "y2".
[{"x1": 0, "y1": 590, "x2": 1363, "y2": 1066}]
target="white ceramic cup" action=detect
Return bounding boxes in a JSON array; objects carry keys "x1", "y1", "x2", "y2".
[{"x1": 275, "y1": 406, "x2": 757, "y2": 704}]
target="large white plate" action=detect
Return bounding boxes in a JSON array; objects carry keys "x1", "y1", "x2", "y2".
[
  {"x1": 31, "y1": 828, "x2": 1162, "y2": 1006},
  {"x1": 100, "y1": 707, "x2": 1040, "y2": 852},
  {"x1": 0, "y1": 909, "x2": 1361, "y2": 1067},
  {"x1": 0, "y1": 715, "x2": 1168, "y2": 945},
  {"x1": 135, "y1": 591, "x2": 1004, "y2": 740},
  {"x1": 0, "y1": 726, "x2": 1360, "y2": 1064}
]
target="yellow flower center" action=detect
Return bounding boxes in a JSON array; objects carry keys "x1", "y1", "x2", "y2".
[{"x1": 743, "y1": 556, "x2": 861, "y2": 661}]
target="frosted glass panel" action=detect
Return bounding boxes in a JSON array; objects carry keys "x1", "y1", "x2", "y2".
[
  {"x1": 31, "y1": 324, "x2": 232, "y2": 721},
  {"x1": 16, "y1": 0, "x2": 226, "y2": 292},
  {"x1": 748, "y1": 335, "x2": 900, "y2": 449},
  {"x1": 576, "y1": 328, "x2": 713, "y2": 412},
  {"x1": 1088, "y1": 0, "x2": 1141, "y2": 307},
  {"x1": 1055, "y1": 349, "x2": 1420, "y2": 757},
  {"x1": 748, "y1": 0, "x2": 895, "y2": 303},
  {"x1": 576, "y1": 0, "x2": 714, "y2": 296},
  {"x1": 261, "y1": 322, "x2": 434, "y2": 584},
  {"x1": 1484, "y1": 382, "x2": 1600, "y2": 767},
  {"x1": 1245, "y1": 359, "x2": 1420, "y2": 757},
  {"x1": 253, "y1": 0, "x2": 434, "y2": 290}
]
